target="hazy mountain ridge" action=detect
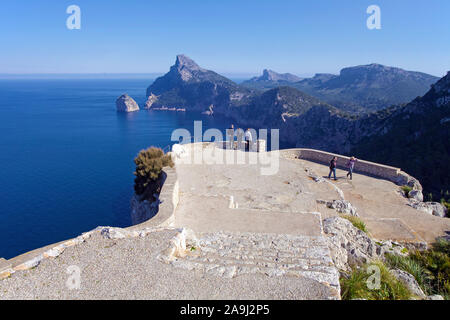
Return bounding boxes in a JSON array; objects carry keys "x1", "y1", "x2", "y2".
[
  {"x1": 241, "y1": 63, "x2": 439, "y2": 113},
  {"x1": 242, "y1": 69, "x2": 302, "y2": 85}
]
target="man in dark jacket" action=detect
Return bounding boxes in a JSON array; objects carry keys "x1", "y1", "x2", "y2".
[{"x1": 328, "y1": 156, "x2": 338, "y2": 180}]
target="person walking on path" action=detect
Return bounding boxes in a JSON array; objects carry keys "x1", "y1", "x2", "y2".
[
  {"x1": 346, "y1": 156, "x2": 357, "y2": 180},
  {"x1": 328, "y1": 156, "x2": 338, "y2": 180}
]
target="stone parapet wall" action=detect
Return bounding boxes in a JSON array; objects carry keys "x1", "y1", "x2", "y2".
[{"x1": 280, "y1": 148, "x2": 421, "y2": 190}]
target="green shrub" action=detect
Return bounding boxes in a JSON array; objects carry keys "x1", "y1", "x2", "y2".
[
  {"x1": 409, "y1": 239, "x2": 450, "y2": 299},
  {"x1": 340, "y1": 214, "x2": 368, "y2": 233},
  {"x1": 133, "y1": 147, "x2": 174, "y2": 201},
  {"x1": 401, "y1": 186, "x2": 412, "y2": 197},
  {"x1": 340, "y1": 260, "x2": 412, "y2": 300},
  {"x1": 440, "y1": 199, "x2": 450, "y2": 213}
]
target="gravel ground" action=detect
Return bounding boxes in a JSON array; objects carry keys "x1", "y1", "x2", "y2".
[{"x1": 0, "y1": 229, "x2": 336, "y2": 300}]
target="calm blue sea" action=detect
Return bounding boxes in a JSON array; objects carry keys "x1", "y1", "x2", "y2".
[{"x1": 0, "y1": 79, "x2": 232, "y2": 259}]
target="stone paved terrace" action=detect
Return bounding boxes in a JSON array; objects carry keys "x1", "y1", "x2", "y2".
[
  {"x1": 1, "y1": 143, "x2": 449, "y2": 300},
  {"x1": 174, "y1": 143, "x2": 449, "y2": 244},
  {"x1": 296, "y1": 159, "x2": 450, "y2": 243}
]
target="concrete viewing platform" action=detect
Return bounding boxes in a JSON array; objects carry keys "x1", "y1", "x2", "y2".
[{"x1": 0, "y1": 143, "x2": 448, "y2": 300}]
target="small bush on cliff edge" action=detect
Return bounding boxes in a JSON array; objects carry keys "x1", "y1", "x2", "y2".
[
  {"x1": 401, "y1": 186, "x2": 412, "y2": 197},
  {"x1": 134, "y1": 147, "x2": 174, "y2": 201}
]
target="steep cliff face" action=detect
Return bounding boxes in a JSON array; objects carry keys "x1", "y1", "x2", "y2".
[
  {"x1": 230, "y1": 86, "x2": 356, "y2": 151},
  {"x1": 146, "y1": 55, "x2": 254, "y2": 114},
  {"x1": 352, "y1": 72, "x2": 450, "y2": 195}
]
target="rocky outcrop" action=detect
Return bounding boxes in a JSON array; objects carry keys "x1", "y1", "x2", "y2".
[
  {"x1": 116, "y1": 94, "x2": 140, "y2": 112},
  {"x1": 395, "y1": 171, "x2": 423, "y2": 191},
  {"x1": 323, "y1": 217, "x2": 381, "y2": 271},
  {"x1": 390, "y1": 269, "x2": 426, "y2": 298},
  {"x1": 144, "y1": 93, "x2": 158, "y2": 109},
  {"x1": 376, "y1": 240, "x2": 408, "y2": 256},
  {"x1": 408, "y1": 190, "x2": 423, "y2": 202},
  {"x1": 408, "y1": 201, "x2": 448, "y2": 218},
  {"x1": 321, "y1": 200, "x2": 358, "y2": 216},
  {"x1": 316, "y1": 199, "x2": 358, "y2": 216}
]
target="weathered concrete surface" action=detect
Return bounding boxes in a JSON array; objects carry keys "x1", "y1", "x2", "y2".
[
  {"x1": 174, "y1": 194, "x2": 322, "y2": 236},
  {"x1": 174, "y1": 147, "x2": 320, "y2": 215}
]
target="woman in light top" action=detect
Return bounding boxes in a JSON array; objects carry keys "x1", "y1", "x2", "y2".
[{"x1": 346, "y1": 156, "x2": 357, "y2": 180}]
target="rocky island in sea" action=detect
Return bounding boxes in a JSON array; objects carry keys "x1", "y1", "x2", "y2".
[{"x1": 116, "y1": 93, "x2": 140, "y2": 112}]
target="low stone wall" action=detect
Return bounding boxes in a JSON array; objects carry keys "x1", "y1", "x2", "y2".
[{"x1": 281, "y1": 148, "x2": 422, "y2": 190}]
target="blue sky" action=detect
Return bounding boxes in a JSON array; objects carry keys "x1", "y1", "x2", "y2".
[{"x1": 0, "y1": 0, "x2": 449, "y2": 77}]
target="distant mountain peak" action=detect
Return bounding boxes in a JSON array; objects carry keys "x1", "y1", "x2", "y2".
[
  {"x1": 146, "y1": 55, "x2": 248, "y2": 103},
  {"x1": 339, "y1": 63, "x2": 437, "y2": 78},
  {"x1": 248, "y1": 69, "x2": 302, "y2": 83},
  {"x1": 174, "y1": 54, "x2": 202, "y2": 71},
  {"x1": 165, "y1": 54, "x2": 207, "y2": 82},
  {"x1": 340, "y1": 63, "x2": 398, "y2": 74},
  {"x1": 261, "y1": 69, "x2": 277, "y2": 80}
]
